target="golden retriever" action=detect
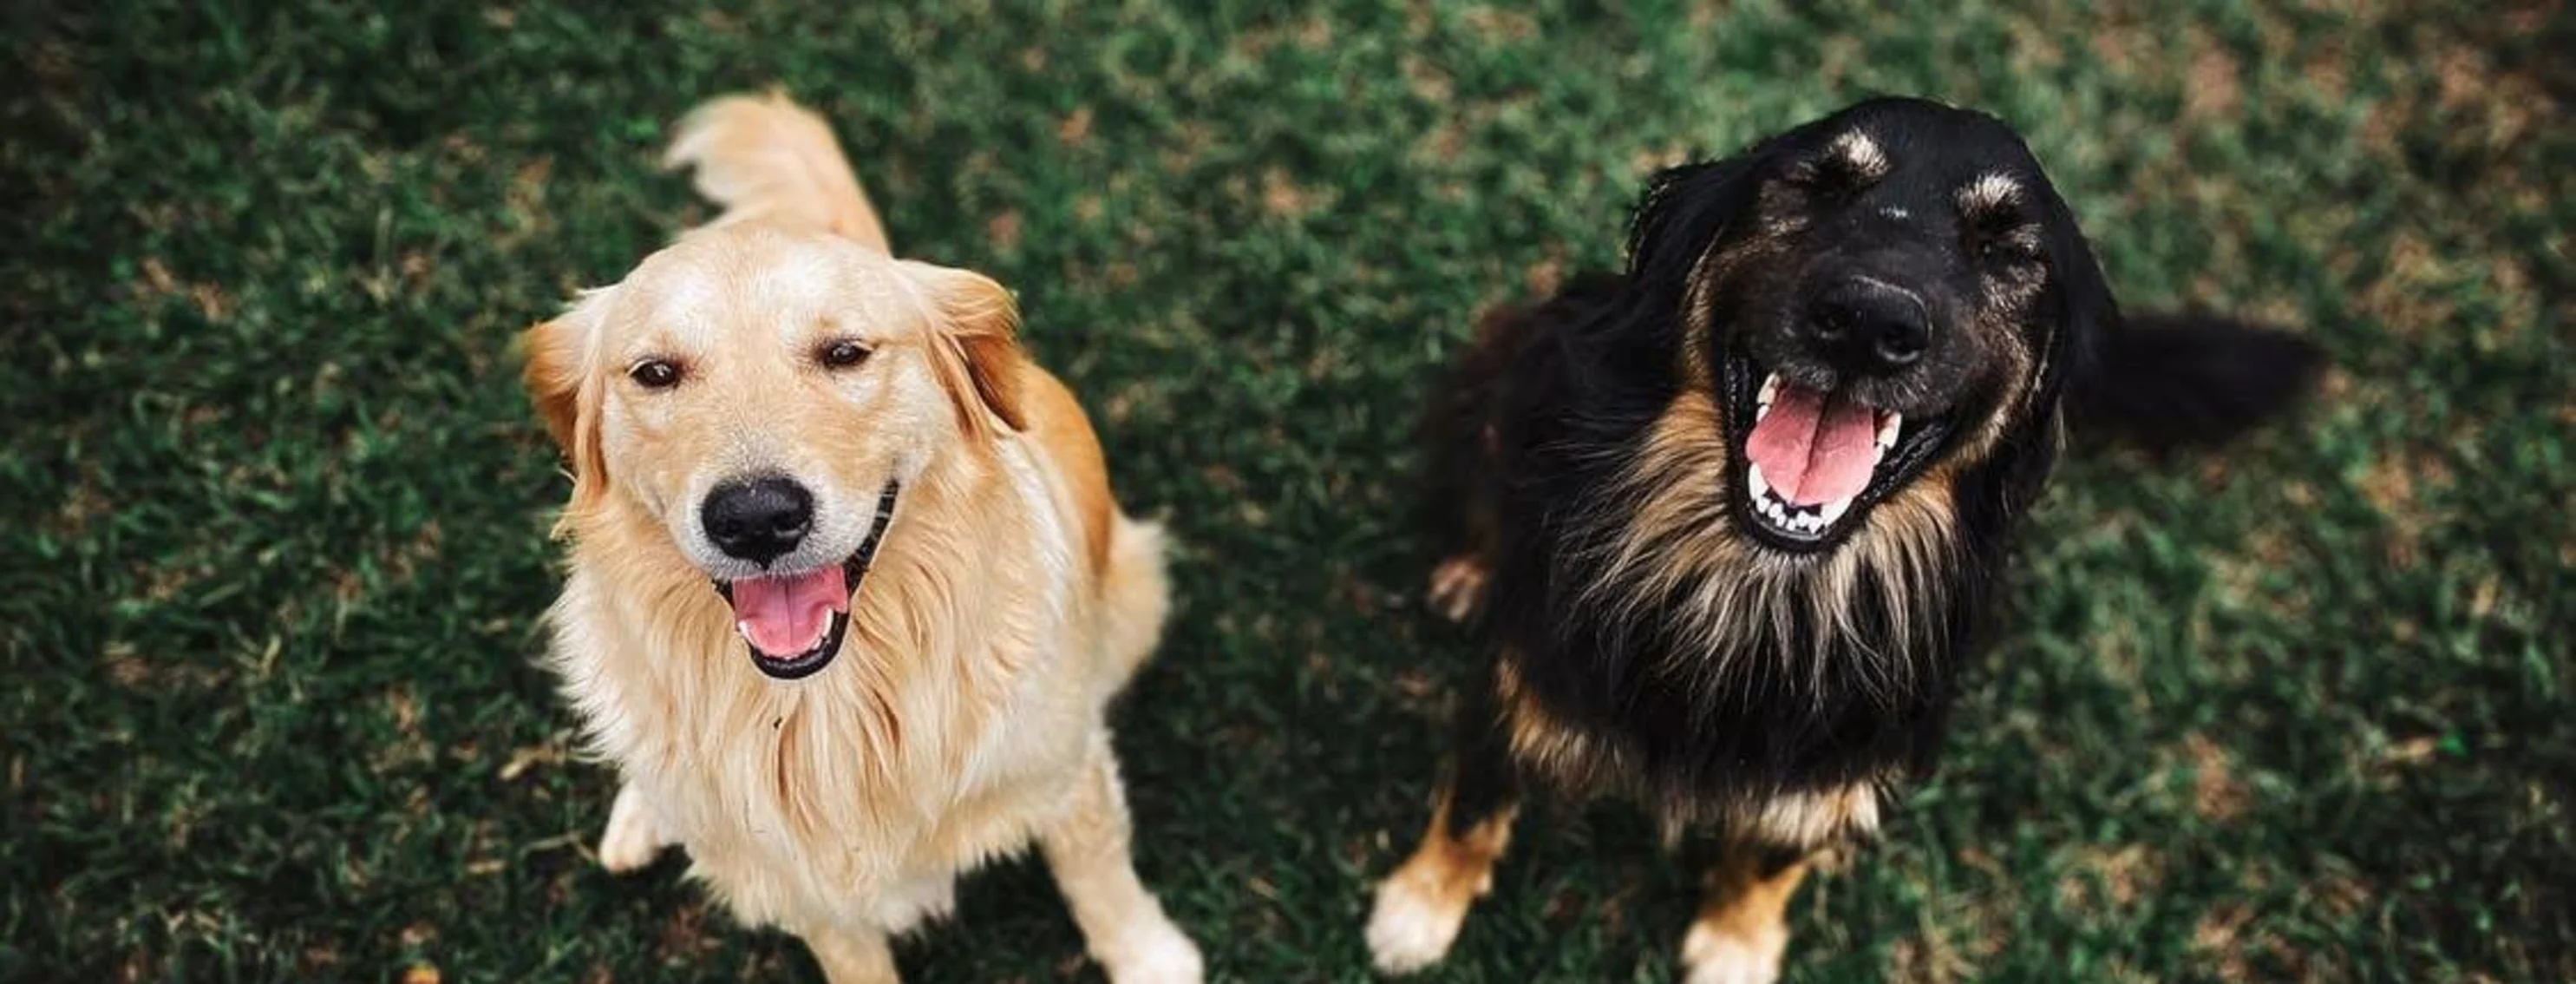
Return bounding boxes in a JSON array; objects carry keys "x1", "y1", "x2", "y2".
[{"x1": 522, "y1": 92, "x2": 1202, "y2": 984}]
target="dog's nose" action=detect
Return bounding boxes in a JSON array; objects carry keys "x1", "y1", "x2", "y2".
[
  {"x1": 701, "y1": 476, "x2": 814, "y2": 565},
  {"x1": 1808, "y1": 278, "x2": 1929, "y2": 377}
]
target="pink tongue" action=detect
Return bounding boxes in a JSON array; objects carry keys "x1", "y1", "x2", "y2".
[
  {"x1": 1746, "y1": 383, "x2": 1881, "y2": 506},
  {"x1": 727, "y1": 566, "x2": 849, "y2": 658}
]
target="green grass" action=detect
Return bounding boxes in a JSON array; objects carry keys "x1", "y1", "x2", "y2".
[{"x1": 4, "y1": 1, "x2": 2569, "y2": 981}]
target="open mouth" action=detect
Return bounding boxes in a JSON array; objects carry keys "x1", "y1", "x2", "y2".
[
  {"x1": 1726, "y1": 361, "x2": 1951, "y2": 550},
  {"x1": 711, "y1": 482, "x2": 899, "y2": 679}
]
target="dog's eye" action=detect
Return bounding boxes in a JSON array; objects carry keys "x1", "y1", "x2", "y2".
[
  {"x1": 1780, "y1": 145, "x2": 1880, "y2": 200},
  {"x1": 1978, "y1": 236, "x2": 2042, "y2": 267},
  {"x1": 817, "y1": 339, "x2": 872, "y2": 369},
  {"x1": 629, "y1": 358, "x2": 683, "y2": 390}
]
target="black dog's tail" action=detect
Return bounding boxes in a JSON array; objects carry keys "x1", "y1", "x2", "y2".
[{"x1": 2067, "y1": 314, "x2": 2326, "y2": 452}]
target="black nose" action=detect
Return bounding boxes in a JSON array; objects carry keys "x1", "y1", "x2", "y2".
[
  {"x1": 1808, "y1": 278, "x2": 1930, "y2": 377},
  {"x1": 701, "y1": 476, "x2": 814, "y2": 565}
]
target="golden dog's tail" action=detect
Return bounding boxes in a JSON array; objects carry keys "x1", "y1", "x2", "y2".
[
  {"x1": 1098, "y1": 515, "x2": 1173, "y2": 691},
  {"x1": 665, "y1": 91, "x2": 892, "y2": 252}
]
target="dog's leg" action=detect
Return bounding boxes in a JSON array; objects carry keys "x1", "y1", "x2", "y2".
[
  {"x1": 1038, "y1": 731, "x2": 1203, "y2": 984},
  {"x1": 596, "y1": 782, "x2": 675, "y2": 874},
  {"x1": 1365, "y1": 682, "x2": 1520, "y2": 974},
  {"x1": 1679, "y1": 843, "x2": 1812, "y2": 984},
  {"x1": 800, "y1": 925, "x2": 899, "y2": 984},
  {"x1": 1425, "y1": 554, "x2": 1490, "y2": 623}
]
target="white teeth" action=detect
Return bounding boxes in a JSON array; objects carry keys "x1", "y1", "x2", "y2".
[
  {"x1": 1748, "y1": 462, "x2": 1865, "y2": 535},
  {"x1": 1874, "y1": 410, "x2": 1903, "y2": 451},
  {"x1": 736, "y1": 620, "x2": 755, "y2": 643},
  {"x1": 1749, "y1": 462, "x2": 1844, "y2": 535},
  {"x1": 1755, "y1": 373, "x2": 1780, "y2": 418},
  {"x1": 1818, "y1": 496, "x2": 1852, "y2": 525}
]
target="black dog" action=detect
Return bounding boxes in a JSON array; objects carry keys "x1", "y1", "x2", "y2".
[{"x1": 1365, "y1": 97, "x2": 2320, "y2": 982}]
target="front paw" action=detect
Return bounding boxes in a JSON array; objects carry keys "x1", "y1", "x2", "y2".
[
  {"x1": 1365, "y1": 867, "x2": 1473, "y2": 975},
  {"x1": 596, "y1": 784, "x2": 672, "y2": 874},
  {"x1": 1096, "y1": 918, "x2": 1203, "y2": 984},
  {"x1": 1426, "y1": 556, "x2": 1489, "y2": 623},
  {"x1": 1680, "y1": 920, "x2": 1788, "y2": 984}
]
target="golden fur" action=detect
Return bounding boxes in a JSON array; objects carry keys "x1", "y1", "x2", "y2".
[{"x1": 525, "y1": 93, "x2": 1199, "y2": 984}]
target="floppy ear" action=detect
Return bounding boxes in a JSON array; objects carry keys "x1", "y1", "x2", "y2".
[
  {"x1": 1623, "y1": 112, "x2": 1866, "y2": 298},
  {"x1": 520, "y1": 292, "x2": 612, "y2": 530},
  {"x1": 1978, "y1": 181, "x2": 2114, "y2": 519},
  {"x1": 2030, "y1": 184, "x2": 2113, "y2": 423},
  {"x1": 1624, "y1": 152, "x2": 1776, "y2": 307},
  {"x1": 904, "y1": 261, "x2": 1028, "y2": 439}
]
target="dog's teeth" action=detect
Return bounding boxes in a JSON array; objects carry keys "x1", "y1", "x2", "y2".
[
  {"x1": 1759, "y1": 373, "x2": 1780, "y2": 407},
  {"x1": 1876, "y1": 411, "x2": 1903, "y2": 449},
  {"x1": 1819, "y1": 497, "x2": 1852, "y2": 525},
  {"x1": 1749, "y1": 463, "x2": 1772, "y2": 502},
  {"x1": 736, "y1": 620, "x2": 755, "y2": 642}
]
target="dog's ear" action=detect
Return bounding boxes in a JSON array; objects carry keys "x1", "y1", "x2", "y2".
[
  {"x1": 1623, "y1": 112, "x2": 1866, "y2": 298},
  {"x1": 2030, "y1": 182, "x2": 2112, "y2": 420},
  {"x1": 520, "y1": 292, "x2": 613, "y2": 530},
  {"x1": 905, "y1": 261, "x2": 1028, "y2": 439},
  {"x1": 1624, "y1": 152, "x2": 1775, "y2": 305},
  {"x1": 1978, "y1": 179, "x2": 2115, "y2": 517}
]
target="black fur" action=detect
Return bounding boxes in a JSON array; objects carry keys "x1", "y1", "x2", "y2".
[{"x1": 1421, "y1": 98, "x2": 2321, "y2": 850}]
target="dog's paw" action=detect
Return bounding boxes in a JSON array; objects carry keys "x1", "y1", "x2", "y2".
[
  {"x1": 596, "y1": 784, "x2": 672, "y2": 874},
  {"x1": 1095, "y1": 918, "x2": 1203, "y2": 984},
  {"x1": 1680, "y1": 920, "x2": 1788, "y2": 984},
  {"x1": 1426, "y1": 556, "x2": 1488, "y2": 623},
  {"x1": 876, "y1": 876, "x2": 958, "y2": 936},
  {"x1": 1365, "y1": 869, "x2": 1471, "y2": 975}
]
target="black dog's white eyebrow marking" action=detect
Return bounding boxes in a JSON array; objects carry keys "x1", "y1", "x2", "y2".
[
  {"x1": 1828, "y1": 130, "x2": 1890, "y2": 180},
  {"x1": 1957, "y1": 172, "x2": 2022, "y2": 213}
]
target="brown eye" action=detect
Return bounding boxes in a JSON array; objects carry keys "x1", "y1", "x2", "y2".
[
  {"x1": 629, "y1": 358, "x2": 683, "y2": 390},
  {"x1": 817, "y1": 339, "x2": 871, "y2": 369}
]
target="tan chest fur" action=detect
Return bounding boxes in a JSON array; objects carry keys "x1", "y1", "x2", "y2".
[{"x1": 549, "y1": 439, "x2": 1108, "y2": 931}]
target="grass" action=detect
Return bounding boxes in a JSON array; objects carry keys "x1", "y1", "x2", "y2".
[{"x1": 3, "y1": 1, "x2": 2569, "y2": 981}]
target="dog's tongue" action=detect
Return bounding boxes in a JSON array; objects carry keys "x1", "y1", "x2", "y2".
[
  {"x1": 1747, "y1": 382, "x2": 1880, "y2": 506},
  {"x1": 727, "y1": 567, "x2": 848, "y2": 657}
]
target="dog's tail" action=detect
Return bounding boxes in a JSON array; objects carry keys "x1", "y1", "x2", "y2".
[
  {"x1": 665, "y1": 91, "x2": 892, "y2": 252},
  {"x1": 1097, "y1": 515, "x2": 1173, "y2": 691},
  {"x1": 2067, "y1": 313, "x2": 2326, "y2": 452}
]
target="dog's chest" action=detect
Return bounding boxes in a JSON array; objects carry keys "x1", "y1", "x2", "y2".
[{"x1": 627, "y1": 635, "x2": 1095, "y2": 925}]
